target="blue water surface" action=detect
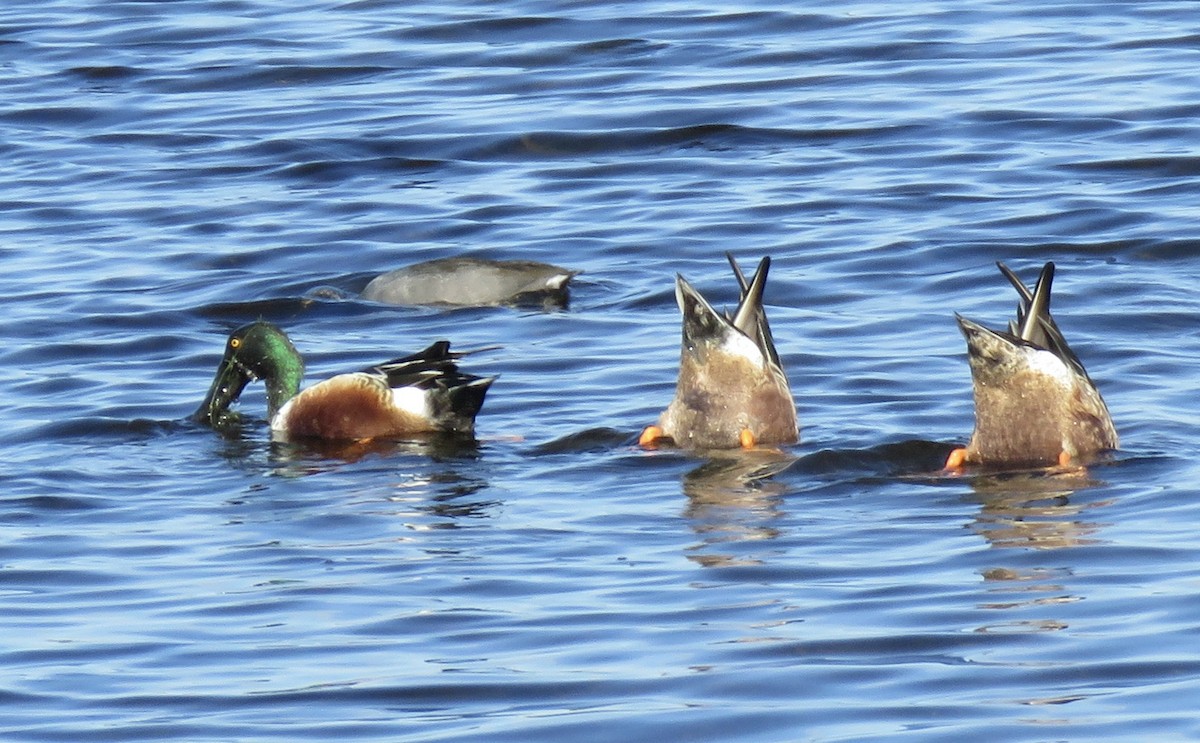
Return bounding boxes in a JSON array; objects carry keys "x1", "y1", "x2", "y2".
[{"x1": 3, "y1": 2, "x2": 1200, "y2": 740}]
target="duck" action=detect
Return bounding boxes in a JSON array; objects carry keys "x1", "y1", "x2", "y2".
[
  {"x1": 945, "y1": 261, "x2": 1118, "y2": 469},
  {"x1": 640, "y1": 254, "x2": 799, "y2": 450},
  {"x1": 362, "y1": 257, "x2": 578, "y2": 307},
  {"x1": 193, "y1": 321, "x2": 495, "y2": 440}
]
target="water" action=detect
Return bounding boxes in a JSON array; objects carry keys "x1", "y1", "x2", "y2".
[{"x1": 3, "y1": 2, "x2": 1200, "y2": 740}]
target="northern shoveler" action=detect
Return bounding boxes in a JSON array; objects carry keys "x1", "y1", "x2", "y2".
[
  {"x1": 945, "y1": 261, "x2": 1118, "y2": 469},
  {"x1": 362, "y1": 257, "x2": 578, "y2": 307},
  {"x1": 640, "y1": 254, "x2": 799, "y2": 450},
  {"x1": 193, "y1": 321, "x2": 495, "y2": 440}
]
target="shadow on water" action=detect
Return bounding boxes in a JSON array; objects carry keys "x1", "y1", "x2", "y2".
[
  {"x1": 196, "y1": 296, "x2": 339, "y2": 325},
  {"x1": 534, "y1": 432, "x2": 956, "y2": 477},
  {"x1": 27, "y1": 416, "x2": 189, "y2": 442},
  {"x1": 529, "y1": 427, "x2": 644, "y2": 455},
  {"x1": 789, "y1": 438, "x2": 959, "y2": 480}
]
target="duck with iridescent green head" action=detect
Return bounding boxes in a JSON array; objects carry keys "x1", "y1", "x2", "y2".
[{"x1": 194, "y1": 321, "x2": 494, "y2": 440}]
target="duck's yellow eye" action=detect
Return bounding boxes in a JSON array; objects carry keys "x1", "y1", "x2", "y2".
[{"x1": 230, "y1": 338, "x2": 242, "y2": 350}]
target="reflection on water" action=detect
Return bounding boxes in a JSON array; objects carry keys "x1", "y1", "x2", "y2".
[
  {"x1": 271, "y1": 436, "x2": 498, "y2": 526},
  {"x1": 979, "y1": 566, "x2": 1076, "y2": 609},
  {"x1": 966, "y1": 467, "x2": 1112, "y2": 550},
  {"x1": 976, "y1": 566, "x2": 1079, "y2": 635},
  {"x1": 268, "y1": 432, "x2": 484, "y2": 470},
  {"x1": 968, "y1": 469, "x2": 1109, "y2": 642},
  {"x1": 680, "y1": 449, "x2": 796, "y2": 567},
  {"x1": 8, "y1": 0, "x2": 1200, "y2": 737},
  {"x1": 384, "y1": 470, "x2": 499, "y2": 527}
]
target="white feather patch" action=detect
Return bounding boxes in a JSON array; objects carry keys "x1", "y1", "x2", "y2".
[
  {"x1": 1024, "y1": 346, "x2": 1073, "y2": 387},
  {"x1": 723, "y1": 329, "x2": 766, "y2": 366},
  {"x1": 390, "y1": 385, "x2": 431, "y2": 418},
  {"x1": 544, "y1": 272, "x2": 572, "y2": 289},
  {"x1": 270, "y1": 399, "x2": 294, "y2": 431}
]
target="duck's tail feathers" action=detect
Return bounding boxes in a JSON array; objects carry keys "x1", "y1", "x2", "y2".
[
  {"x1": 370, "y1": 341, "x2": 494, "y2": 390},
  {"x1": 726, "y1": 254, "x2": 782, "y2": 369},
  {"x1": 996, "y1": 261, "x2": 1090, "y2": 379},
  {"x1": 428, "y1": 374, "x2": 496, "y2": 433},
  {"x1": 675, "y1": 274, "x2": 729, "y2": 347},
  {"x1": 997, "y1": 261, "x2": 1054, "y2": 345}
]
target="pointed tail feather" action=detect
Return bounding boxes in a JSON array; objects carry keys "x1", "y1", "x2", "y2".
[
  {"x1": 726, "y1": 254, "x2": 782, "y2": 369},
  {"x1": 675, "y1": 274, "x2": 730, "y2": 348},
  {"x1": 726, "y1": 252, "x2": 750, "y2": 293},
  {"x1": 1021, "y1": 262, "x2": 1055, "y2": 343},
  {"x1": 997, "y1": 261, "x2": 1056, "y2": 346},
  {"x1": 730, "y1": 256, "x2": 769, "y2": 338},
  {"x1": 998, "y1": 261, "x2": 1054, "y2": 345}
]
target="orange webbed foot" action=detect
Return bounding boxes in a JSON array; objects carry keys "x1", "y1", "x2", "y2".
[
  {"x1": 944, "y1": 447, "x2": 969, "y2": 471},
  {"x1": 739, "y1": 428, "x2": 756, "y2": 449},
  {"x1": 639, "y1": 425, "x2": 665, "y2": 447},
  {"x1": 1058, "y1": 450, "x2": 1072, "y2": 467}
]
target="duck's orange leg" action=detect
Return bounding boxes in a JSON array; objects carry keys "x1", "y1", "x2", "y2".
[
  {"x1": 944, "y1": 447, "x2": 969, "y2": 470},
  {"x1": 639, "y1": 425, "x2": 665, "y2": 446},
  {"x1": 1058, "y1": 450, "x2": 1072, "y2": 467},
  {"x1": 739, "y1": 428, "x2": 756, "y2": 449}
]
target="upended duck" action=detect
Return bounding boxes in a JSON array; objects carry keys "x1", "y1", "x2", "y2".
[
  {"x1": 945, "y1": 261, "x2": 1117, "y2": 469},
  {"x1": 640, "y1": 255, "x2": 799, "y2": 450},
  {"x1": 193, "y1": 321, "x2": 494, "y2": 440},
  {"x1": 362, "y1": 257, "x2": 578, "y2": 307}
]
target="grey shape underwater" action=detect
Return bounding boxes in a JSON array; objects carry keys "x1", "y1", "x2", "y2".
[{"x1": 362, "y1": 257, "x2": 578, "y2": 307}]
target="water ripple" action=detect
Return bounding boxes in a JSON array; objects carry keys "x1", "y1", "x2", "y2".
[{"x1": 2, "y1": 1, "x2": 1200, "y2": 740}]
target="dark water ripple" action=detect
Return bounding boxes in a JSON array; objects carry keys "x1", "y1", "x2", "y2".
[{"x1": 3, "y1": 1, "x2": 1200, "y2": 741}]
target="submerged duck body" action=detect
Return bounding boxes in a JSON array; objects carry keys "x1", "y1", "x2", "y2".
[
  {"x1": 947, "y1": 262, "x2": 1117, "y2": 469},
  {"x1": 194, "y1": 322, "x2": 494, "y2": 440},
  {"x1": 641, "y1": 255, "x2": 799, "y2": 450},
  {"x1": 362, "y1": 257, "x2": 578, "y2": 307}
]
